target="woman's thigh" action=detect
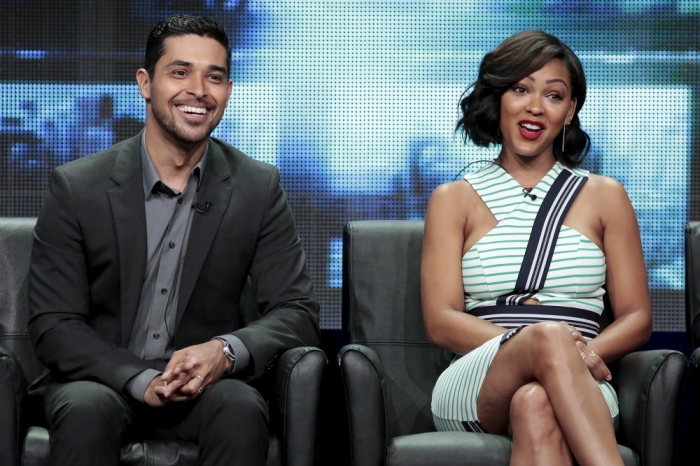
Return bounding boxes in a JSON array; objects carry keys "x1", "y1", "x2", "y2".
[
  {"x1": 475, "y1": 321, "x2": 586, "y2": 434},
  {"x1": 432, "y1": 333, "x2": 502, "y2": 430}
]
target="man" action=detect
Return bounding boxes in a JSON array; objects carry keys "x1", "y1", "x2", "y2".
[{"x1": 27, "y1": 15, "x2": 320, "y2": 466}]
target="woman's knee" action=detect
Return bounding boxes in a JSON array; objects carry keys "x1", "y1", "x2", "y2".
[
  {"x1": 510, "y1": 383, "x2": 559, "y2": 437},
  {"x1": 525, "y1": 322, "x2": 576, "y2": 365}
]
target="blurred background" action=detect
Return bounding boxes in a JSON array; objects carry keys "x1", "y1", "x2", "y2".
[{"x1": 1, "y1": 0, "x2": 697, "y2": 336}]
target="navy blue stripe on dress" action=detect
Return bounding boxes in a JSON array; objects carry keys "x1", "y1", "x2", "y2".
[
  {"x1": 497, "y1": 169, "x2": 587, "y2": 306},
  {"x1": 461, "y1": 420, "x2": 486, "y2": 433},
  {"x1": 471, "y1": 304, "x2": 602, "y2": 339}
]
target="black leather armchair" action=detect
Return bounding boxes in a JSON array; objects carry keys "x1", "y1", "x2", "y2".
[
  {"x1": 339, "y1": 220, "x2": 686, "y2": 466},
  {"x1": 685, "y1": 221, "x2": 700, "y2": 464},
  {"x1": 0, "y1": 217, "x2": 327, "y2": 466},
  {"x1": 687, "y1": 222, "x2": 700, "y2": 351}
]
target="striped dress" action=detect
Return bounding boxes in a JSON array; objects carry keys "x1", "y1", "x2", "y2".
[{"x1": 431, "y1": 161, "x2": 619, "y2": 433}]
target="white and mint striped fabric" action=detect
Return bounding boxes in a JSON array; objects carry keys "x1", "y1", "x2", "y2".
[
  {"x1": 431, "y1": 161, "x2": 618, "y2": 432},
  {"x1": 462, "y1": 161, "x2": 605, "y2": 315}
]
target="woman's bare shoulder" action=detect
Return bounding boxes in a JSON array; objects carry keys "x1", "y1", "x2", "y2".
[
  {"x1": 585, "y1": 173, "x2": 629, "y2": 202},
  {"x1": 425, "y1": 179, "x2": 477, "y2": 227},
  {"x1": 585, "y1": 174, "x2": 635, "y2": 226},
  {"x1": 430, "y1": 179, "x2": 477, "y2": 206}
]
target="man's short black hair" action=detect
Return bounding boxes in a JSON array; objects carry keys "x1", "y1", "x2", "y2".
[{"x1": 144, "y1": 14, "x2": 232, "y2": 79}]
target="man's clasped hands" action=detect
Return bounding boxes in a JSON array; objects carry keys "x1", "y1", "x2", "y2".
[{"x1": 144, "y1": 339, "x2": 231, "y2": 407}]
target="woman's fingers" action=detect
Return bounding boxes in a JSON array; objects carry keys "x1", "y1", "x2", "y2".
[
  {"x1": 573, "y1": 339, "x2": 611, "y2": 382},
  {"x1": 588, "y1": 350, "x2": 612, "y2": 382},
  {"x1": 566, "y1": 324, "x2": 587, "y2": 345},
  {"x1": 580, "y1": 349, "x2": 612, "y2": 382}
]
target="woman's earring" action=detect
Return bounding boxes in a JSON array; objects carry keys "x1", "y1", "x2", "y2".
[{"x1": 561, "y1": 124, "x2": 567, "y2": 152}]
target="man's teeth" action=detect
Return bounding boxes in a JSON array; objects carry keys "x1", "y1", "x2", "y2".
[
  {"x1": 520, "y1": 123, "x2": 542, "y2": 131},
  {"x1": 178, "y1": 106, "x2": 208, "y2": 115}
]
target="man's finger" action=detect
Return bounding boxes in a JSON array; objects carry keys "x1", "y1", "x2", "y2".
[
  {"x1": 179, "y1": 373, "x2": 207, "y2": 396},
  {"x1": 162, "y1": 351, "x2": 184, "y2": 376},
  {"x1": 170, "y1": 358, "x2": 198, "y2": 377},
  {"x1": 163, "y1": 369, "x2": 198, "y2": 396},
  {"x1": 163, "y1": 358, "x2": 192, "y2": 378},
  {"x1": 162, "y1": 358, "x2": 198, "y2": 384}
]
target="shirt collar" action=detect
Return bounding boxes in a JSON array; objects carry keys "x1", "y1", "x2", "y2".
[{"x1": 140, "y1": 130, "x2": 208, "y2": 197}]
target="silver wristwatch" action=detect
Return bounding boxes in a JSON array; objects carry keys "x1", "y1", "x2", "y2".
[{"x1": 214, "y1": 338, "x2": 236, "y2": 375}]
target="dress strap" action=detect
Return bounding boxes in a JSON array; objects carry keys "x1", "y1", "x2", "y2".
[{"x1": 497, "y1": 169, "x2": 588, "y2": 305}]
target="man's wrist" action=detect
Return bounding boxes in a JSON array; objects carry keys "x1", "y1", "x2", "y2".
[
  {"x1": 125, "y1": 369, "x2": 162, "y2": 403},
  {"x1": 212, "y1": 337, "x2": 236, "y2": 375}
]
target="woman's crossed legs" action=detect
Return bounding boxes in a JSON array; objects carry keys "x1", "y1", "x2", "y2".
[{"x1": 477, "y1": 321, "x2": 622, "y2": 466}]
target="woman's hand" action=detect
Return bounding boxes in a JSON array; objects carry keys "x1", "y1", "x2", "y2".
[{"x1": 568, "y1": 325, "x2": 612, "y2": 383}]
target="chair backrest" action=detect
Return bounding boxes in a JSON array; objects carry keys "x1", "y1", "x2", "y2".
[
  {"x1": 342, "y1": 220, "x2": 621, "y2": 440},
  {"x1": 686, "y1": 221, "x2": 700, "y2": 349},
  {"x1": 343, "y1": 220, "x2": 452, "y2": 439},
  {"x1": 0, "y1": 217, "x2": 46, "y2": 383}
]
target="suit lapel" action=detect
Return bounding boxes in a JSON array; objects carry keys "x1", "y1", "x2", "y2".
[
  {"x1": 106, "y1": 134, "x2": 148, "y2": 347},
  {"x1": 175, "y1": 141, "x2": 233, "y2": 329}
]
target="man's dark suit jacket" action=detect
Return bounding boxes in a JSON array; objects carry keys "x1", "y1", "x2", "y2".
[{"x1": 27, "y1": 132, "x2": 320, "y2": 395}]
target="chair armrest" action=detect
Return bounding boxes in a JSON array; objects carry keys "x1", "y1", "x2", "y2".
[
  {"x1": 690, "y1": 347, "x2": 700, "y2": 369},
  {"x1": 274, "y1": 346, "x2": 327, "y2": 466},
  {"x1": 339, "y1": 344, "x2": 388, "y2": 466},
  {"x1": 613, "y1": 349, "x2": 686, "y2": 466},
  {"x1": 0, "y1": 345, "x2": 29, "y2": 466}
]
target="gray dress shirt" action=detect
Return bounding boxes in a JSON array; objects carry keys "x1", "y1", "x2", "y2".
[{"x1": 124, "y1": 133, "x2": 250, "y2": 402}]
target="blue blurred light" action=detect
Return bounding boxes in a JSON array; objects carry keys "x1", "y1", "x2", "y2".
[{"x1": 15, "y1": 50, "x2": 47, "y2": 60}]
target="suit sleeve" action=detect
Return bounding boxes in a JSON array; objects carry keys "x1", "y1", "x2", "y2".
[
  {"x1": 28, "y1": 168, "x2": 155, "y2": 393},
  {"x1": 232, "y1": 167, "x2": 321, "y2": 378}
]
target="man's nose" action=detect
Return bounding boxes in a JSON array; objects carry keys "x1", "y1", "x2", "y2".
[{"x1": 187, "y1": 75, "x2": 206, "y2": 98}]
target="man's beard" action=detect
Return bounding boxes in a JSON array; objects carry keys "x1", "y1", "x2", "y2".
[{"x1": 152, "y1": 101, "x2": 219, "y2": 145}]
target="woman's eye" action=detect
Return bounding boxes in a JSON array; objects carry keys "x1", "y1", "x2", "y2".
[
  {"x1": 512, "y1": 86, "x2": 526, "y2": 93},
  {"x1": 548, "y1": 93, "x2": 563, "y2": 101}
]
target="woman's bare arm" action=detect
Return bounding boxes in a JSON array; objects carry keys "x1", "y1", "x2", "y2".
[
  {"x1": 421, "y1": 181, "x2": 507, "y2": 355},
  {"x1": 586, "y1": 176, "x2": 653, "y2": 362}
]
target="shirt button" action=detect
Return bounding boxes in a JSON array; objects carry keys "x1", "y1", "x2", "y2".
[
  {"x1": 153, "y1": 333, "x2": 160, "y2": 340},
  {"x1": 161, "y1": 288, "x2": 167, "y2": 295},
  {"x1": 169, "y1": 242, "x2": 175, "y2": 249},
  {"x1": 178, "y1": 198, "x2": 183, "y2": 204}
]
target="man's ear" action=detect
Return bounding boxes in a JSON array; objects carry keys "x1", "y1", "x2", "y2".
[{"x1": 136, "y1": 68, "x2": 151, "y2": 100}]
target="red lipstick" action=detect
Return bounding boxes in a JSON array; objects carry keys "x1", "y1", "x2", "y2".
[{"x1": 517, "y1": 120, "x2": 545, "y2": 141}]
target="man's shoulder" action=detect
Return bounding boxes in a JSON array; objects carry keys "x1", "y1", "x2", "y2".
[
  {"x1": 208, "y1": 137, "x2": 277, "y2": 176},
  {"x1": 56, "y1": 134, "x2": 138, "y2": 180}
]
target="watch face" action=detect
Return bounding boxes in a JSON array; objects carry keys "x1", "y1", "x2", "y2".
[{"x1": 221, "y1": 341, "x2": 236, "y2": 374}]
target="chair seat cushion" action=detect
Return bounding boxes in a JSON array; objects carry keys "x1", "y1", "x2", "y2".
[
  {"x1": 385, "y1": 432, "x2": 639, "y2": 466},
  {"x1": 22, "y1": 426, "x2": 199, "y2": 466},
  {"x1": 21, "y1": 426, "x2": 284, "y2": 466}
]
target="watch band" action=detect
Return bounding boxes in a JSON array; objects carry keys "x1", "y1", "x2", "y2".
[{"x1": 213, "y1": 337, "x2": 236, "y2": 375}]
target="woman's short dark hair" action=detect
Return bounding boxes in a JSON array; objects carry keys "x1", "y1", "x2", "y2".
[
  {"x1": 144, "y1": 15, "x2": 232, "y2": 79},
  {"x1": 457, "y1": 30, "x2": 590, "y2": 167}
]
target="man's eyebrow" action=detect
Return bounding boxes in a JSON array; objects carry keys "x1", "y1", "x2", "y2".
[
  {"x1": 164, "y1": 61, "x2": 227, "y2": 75},
  {"x1": 208, "y1": 64, "x2": 228, "y2": 75},
  {"x1": 165, "y1": 60, "x2": 193, "y2": 68}
]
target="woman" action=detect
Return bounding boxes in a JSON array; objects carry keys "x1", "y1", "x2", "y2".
[{"x1": 422, "y1": 31, "x2": 651, "y2": 465}]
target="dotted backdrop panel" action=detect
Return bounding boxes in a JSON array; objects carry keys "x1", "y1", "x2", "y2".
[{"x1": 1, "y1": 1, "x2": 698, "y2": 331}]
